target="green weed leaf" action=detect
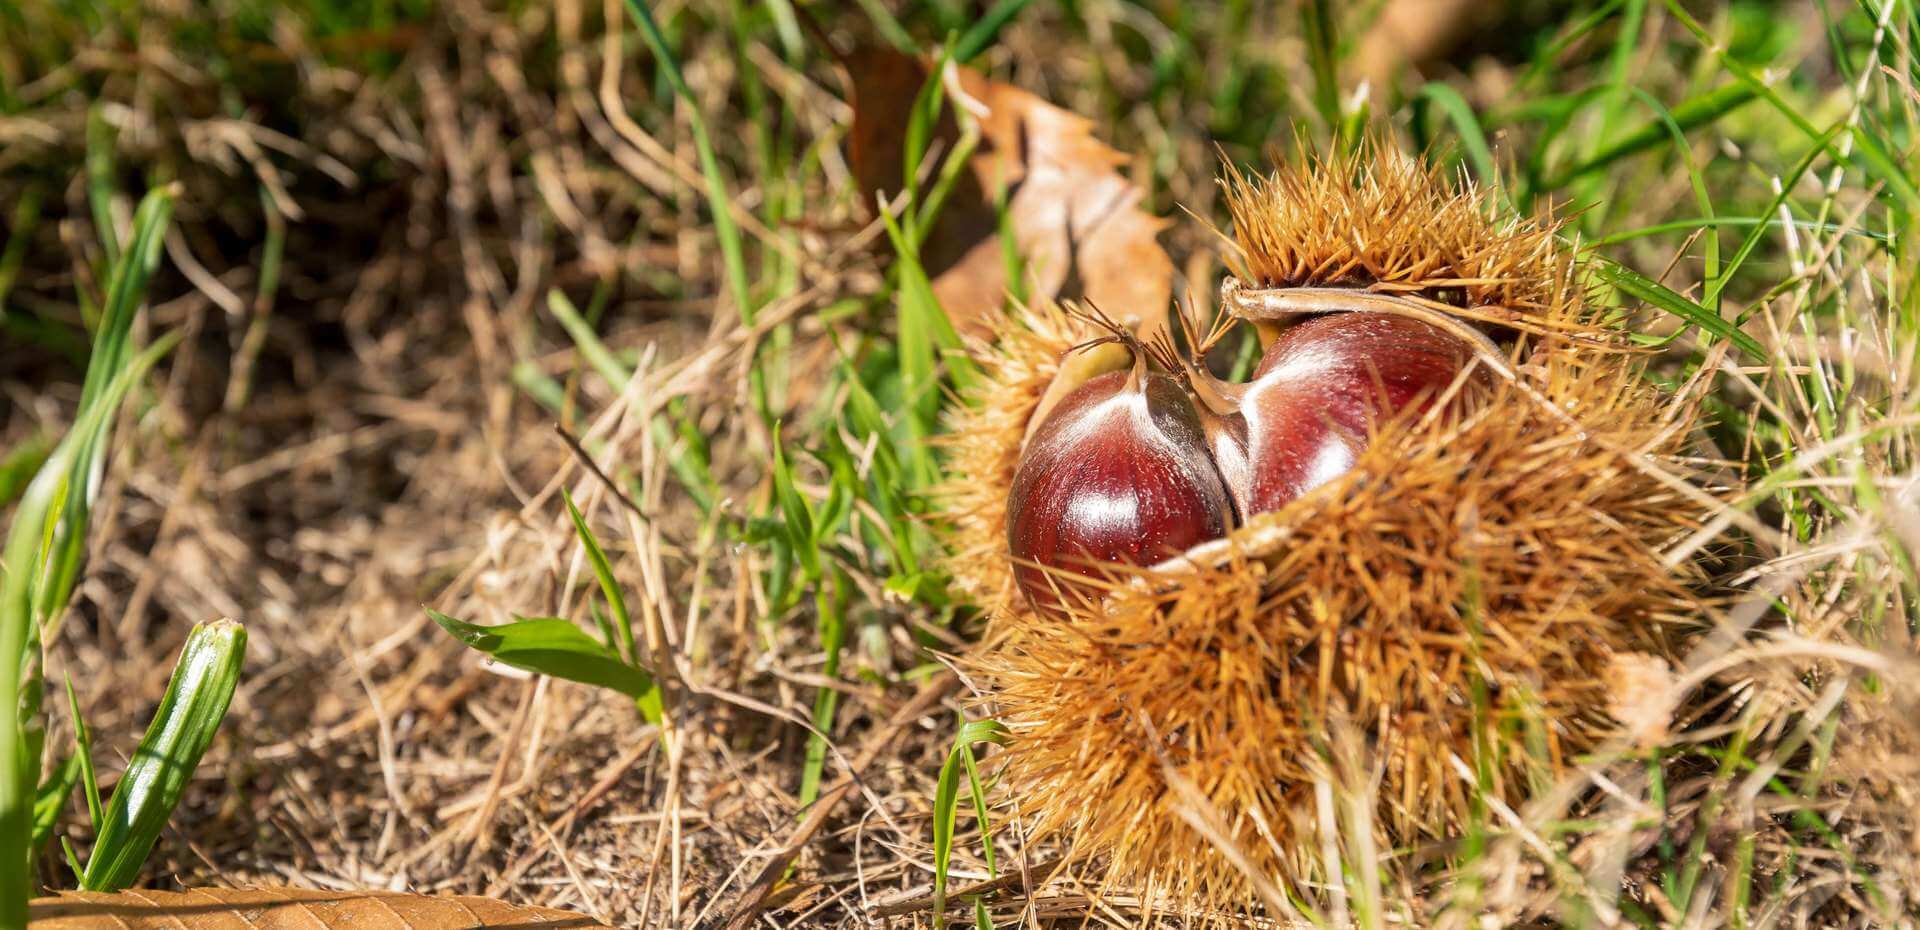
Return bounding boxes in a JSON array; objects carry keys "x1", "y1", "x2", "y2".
[
  {"x1": 428, "y1": 609, "x2": 663, "y2": 722},
  {"x1": 79, "y1": 619, "x2": 246, "y2": 893}
]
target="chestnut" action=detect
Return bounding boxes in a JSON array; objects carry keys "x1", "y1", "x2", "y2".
[
  {"x1": 1007, "y1": 353, "x2": 1235, "y2": 611},
  {"x1": 1202, "y1": 311, "x2": 1479, "y2": 516}
]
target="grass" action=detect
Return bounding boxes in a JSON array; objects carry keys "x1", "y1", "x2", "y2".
[
  {"x1": 1, "y1": 0, "x2": 1916, "y2": 926},
  {"x1": 0, "y1": 185, "x2": 246, "y2": 928}
]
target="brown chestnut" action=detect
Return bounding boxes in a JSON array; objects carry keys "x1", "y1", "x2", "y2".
[
  {"x1": 1007, "y1": 353, "x2": 1235, "y2": 611},
  {"x1": 1201, "y1": 311, "x2": 1478, "y2": 517}
]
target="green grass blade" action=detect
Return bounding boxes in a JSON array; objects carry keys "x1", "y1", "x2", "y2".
[
  {"x1": 1544, "y1": 83, "x2": 1758, "y2": 190},
  {"x1": 1847, "y1": 124, "x2": 1920, "y2": 218},
  {"x1": 539, "y1": 294, "x2": 721, "y2": 513},
  {"x1": 547, "y1": 290, "x2": 634, "y2": 388},
  {"x1": 1705, "y1": 120, "x2": 1843, "y2": 309},
  {"x1": 1593, "y1": 259, "x2": 1765, "y2": 358},
  {"x1": 78, "y1": 619, "x2": 246, "y2": 892},
  {"x1": 34, "y1": 187, "x2": 176, "y2": 637},
  {"x1": 84, "y1": 108, "x2": 119, "y2": 269},
  {"x1": 910, "y1": 128, "x2": 984, "y2": 252},
  {"x1": 953, "y1": 0, "x2": 1032, "y2": 62},
  {"x1": 769, "y1": 425, "x2": 819, "y2": 581},
  {"x1": 29, "y1": 754, "x2": 81, "y2": 855},
  {"x1": 0, "y1": 438, "x2": 50, "y2": 508},
  {"x1": 851, "y1": 0, "x2": 916, "y2": 53},
  {"x1": 879, "y1": 204, "x2": 972, "y2": 488},
  {"x1": 796, "y1": 570, "x2": 846, "y2": 807},
  {"x1": 903, "y1": 45, "x2": 956, "y2": 201},
  {"x1": 1416, "y1": 83, "x2": 1498, "y2": 187},
  {"x1": 1662, "y1": 0, "x2": 1915, "y2": 218},
  {"x1": 561, "y1": 489, "x2": 637, "y2": 663},
  {"x1": 428, "y1": 609, "x2": 663, "y2": 722},
  {"x1": 0, "y1": 326, "x2": 178, "y2": 930},
  {"x1": 0, "y1": 185, "x2": 42, "y2": 311},
  {"x1": 1298, "y1": 0, "x2": 1340, "y2": 135},
  {"x1": 62, "y1": 676, "x2": 101, "y2": 836},
  {"x1": 931, "y1": 719, "x2": 1007, "y2": 929},
  {"x1": 1591, "y1": 216, "x2": 1890, "y2": 246},
  {"x1": 931, "y1": 739, "x2": 964, "y2": 929},
  {"x1": 620, "y1": 0, "x2": 753, "y2": 326}
]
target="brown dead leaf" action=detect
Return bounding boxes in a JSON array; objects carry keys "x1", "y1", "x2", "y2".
[
  {"x1": 840, "y1": 47, "x2": 1173, "y2": 338},
  {"x1": 30, "y1": 888, "x2": 611, "y2": 929}
]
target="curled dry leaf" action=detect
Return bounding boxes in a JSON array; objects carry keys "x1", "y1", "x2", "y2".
[
  {"x1": 30, "y1": 888, "x2": 611, "y2": 929},
  {"x1": 841, "y1": 46, "x2": 1174, "y2": 337}
]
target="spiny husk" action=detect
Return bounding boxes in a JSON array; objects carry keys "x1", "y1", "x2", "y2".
[
  {"x1": 940, "y1": 150, "x2": 1725, "y2": 910},
  {"x1": 1223, "y1": 143, "x2": 1602, "y2": 341}
]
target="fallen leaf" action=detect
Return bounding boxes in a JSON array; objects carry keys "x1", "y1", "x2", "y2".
[
  {"x1": 30, "y1": 888, "x2": 611, "y2": 929},
  {"x1": 840, "y1": 48, "x2": 1173, "y2": 337}
]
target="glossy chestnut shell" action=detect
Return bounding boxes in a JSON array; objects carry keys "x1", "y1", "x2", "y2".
[
  {"x1": 1007, "y1": 367, "x2": 1234, "y2": 610},
  {"x1": 1006, "y1": 309, "x2": 1478, "y2": 611},
  {"x1": 1217, "y1": 312, "x2": 1477, "y2": 516}
]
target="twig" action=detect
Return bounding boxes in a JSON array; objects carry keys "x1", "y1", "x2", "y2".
[{"x1": 553, "y1": 421, "x2": 651, "y2": 526}]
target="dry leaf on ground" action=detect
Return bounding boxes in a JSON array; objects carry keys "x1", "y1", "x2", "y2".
[
  {"x1": 840, "y1": 46, "x2": 1173, "y2": 337},
  {"x1": 30, "y1": 888, "x2": 611, "y2": 929}
]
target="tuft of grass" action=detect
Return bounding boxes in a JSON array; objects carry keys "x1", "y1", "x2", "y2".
[
  {"x1": 931, "y1": 718, "x2": 1006, "y2": 930},
  {"x1": 0, "y1": 177, "x2": 248, "y2": 920}
]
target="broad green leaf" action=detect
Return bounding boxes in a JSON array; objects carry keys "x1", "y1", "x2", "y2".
[{"x1": 80, "y1": 619, "x2": 246, "y2": 892}]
